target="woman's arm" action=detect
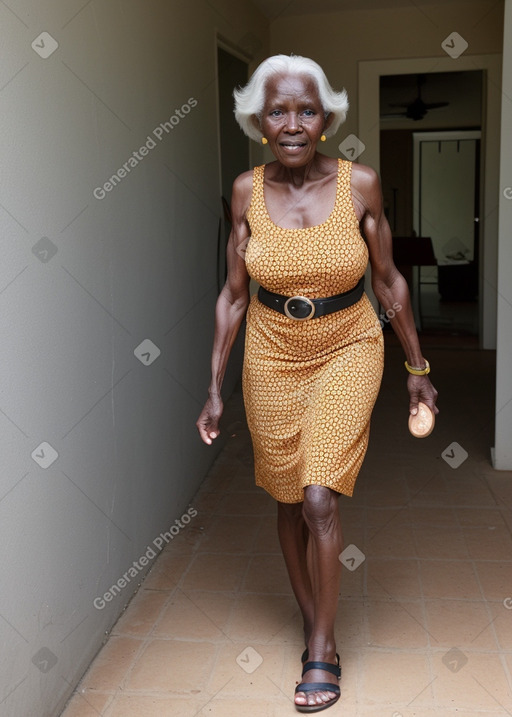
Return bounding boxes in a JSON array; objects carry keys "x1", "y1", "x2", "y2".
[
  {"x1": 196, "y1": 171, "x2": 253, "y2": 444},
  {"x1": 353, "y1": 163, "x2": 439, "y2": 416}
]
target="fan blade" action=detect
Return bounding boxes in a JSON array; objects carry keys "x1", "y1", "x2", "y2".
[{"x1": 424, "y1": 102, "x2": 449, "y2": 109}]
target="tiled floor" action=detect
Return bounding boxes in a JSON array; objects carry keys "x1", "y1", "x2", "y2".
[{"x1": 61, "y1": 343, "x2": 512, "y2": 716}]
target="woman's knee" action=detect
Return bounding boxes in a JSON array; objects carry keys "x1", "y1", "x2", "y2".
[{"x1": 302, "y1": 485, "x2": 338, "y2": 533}]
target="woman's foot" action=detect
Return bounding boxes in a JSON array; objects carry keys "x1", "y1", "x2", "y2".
[{"x1": 295, "y1": 650, "x2": 341, "y2": 712}]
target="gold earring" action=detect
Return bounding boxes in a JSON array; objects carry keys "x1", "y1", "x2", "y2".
[
  {"x1": 261, "y1": 137, "x2": 268, "y2": 145},
  {"x1": 320, "y1": 135, "x2": 326, "y2": 142}
]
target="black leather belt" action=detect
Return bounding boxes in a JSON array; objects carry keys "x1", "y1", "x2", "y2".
[{"x1": 257, "y1": 277, "x2": 365, "y2": 320}]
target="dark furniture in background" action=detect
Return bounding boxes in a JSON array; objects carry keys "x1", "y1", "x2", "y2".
[{"x1": 392, "y1": 236, "x2": 437, "y2": 329}]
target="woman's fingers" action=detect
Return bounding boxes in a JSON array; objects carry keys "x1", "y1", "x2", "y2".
[
  {"x1": 408, "y1": 378, "x2": 421, "y2": 415},
  {"x1": 199, "y1": 426, "x2": 218, "y2": 445},
  {"x1": 197, "y1": 417, "x2": 218, "y2": 444},
  {"x1": 196, "y1": 398, "x2": 223, "y2": 444},
  {"x1": 408, "y1": 375, "x2": 439, "y2": 415},
  {"x1": 423, "y1": 383, "x2": 439, "y2": 415},
  {"x1": 204, "y1": 424, "x2": 220, "y2": 444}
]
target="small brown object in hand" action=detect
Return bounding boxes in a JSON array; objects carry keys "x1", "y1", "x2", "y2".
[{"x1": 409, "y1": 401, "x2": 435, "y2": 438}]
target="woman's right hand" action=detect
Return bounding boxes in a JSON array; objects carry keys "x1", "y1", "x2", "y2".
[
  {"x1": 196, "y1": 394, "x2": 224, "y2": 445},
  {"x1": 196, "y1": 170, "x2": 252, "y2": 446}
]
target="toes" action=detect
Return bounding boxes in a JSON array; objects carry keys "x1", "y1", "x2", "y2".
[
  {"x1": 294, "y1": 691, "x2": 322, "y2": 707},
  {"x1": 295, "y1": 690, "x2": 337, "y2": 706},
  {"x1": 307, "y1": 692, "x2": 322, "y2": 706},
  {"x1": 314, "y1": 690, "x2": 336, "y2": 704},
  {"x1": 294, "y1": 691, "x2": 307, "y2": 706},
  {"x1": 321, "y1": 690, "x2": 338, "y2": 701},
  {"x1": 307, "y1": 690, "x2": 336, "y2": 705}
]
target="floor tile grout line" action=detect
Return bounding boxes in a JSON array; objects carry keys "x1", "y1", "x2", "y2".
[
  {"x1": 498, "y1": 650, "x2": 512, "y2": 700},
  {"x1": 78, "y1": 633, "x2": 148, "y2": 712},
  {"x1": 61, "y1": 346, "x2": 512, "y2": 715},
  {"x1": 470, "y1": 539, "x2": 505, "y2": 652},
  {"x1": 99, "y1": 690, "x2": 117, "y2": 717},
  {"x1": 413, "y1": 552, "x2": 431, "y2": 665}
]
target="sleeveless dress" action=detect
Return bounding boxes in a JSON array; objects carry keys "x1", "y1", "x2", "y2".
[{"x1": 242, "y1": 159, "x2": 384, "y2": 504}]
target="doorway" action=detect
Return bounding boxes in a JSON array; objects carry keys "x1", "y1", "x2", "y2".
[
  {"x1": 413, "y1": 131, "x2": 481, "y2": 336},
  {"x1": 379, "y1": 69, "x2": 483, "y2": 344},
  {"x1": 359, "y1": 54, "x2": 500, "y2": 349},
  {"x1": 216, "y1": 45, "x2": 250, "y2": 288}
]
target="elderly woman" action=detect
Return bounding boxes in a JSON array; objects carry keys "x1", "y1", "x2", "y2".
[{"x1": 197, "y1": 54, "x2": 438, "y2": 713}]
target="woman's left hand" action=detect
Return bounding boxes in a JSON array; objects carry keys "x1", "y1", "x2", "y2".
[{"x1": 407, "y1": 374, "x2": 439, "y2": 416}]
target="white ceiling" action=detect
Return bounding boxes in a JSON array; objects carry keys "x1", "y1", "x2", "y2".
[{"x1": 251, "y1": 0, "x2": 468, "y2": 19}]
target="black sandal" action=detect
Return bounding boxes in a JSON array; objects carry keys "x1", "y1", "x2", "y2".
[
  {"x1": 301, "y1": 649, "x2": 340, "y2": 664},
  {"x1": 295, "y1": 658, "x2": 341, "y2": 713}
]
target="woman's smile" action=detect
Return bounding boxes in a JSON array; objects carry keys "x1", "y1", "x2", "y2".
[{"x1": 279, "y1": 140, "x2": 307, "y2": 152}]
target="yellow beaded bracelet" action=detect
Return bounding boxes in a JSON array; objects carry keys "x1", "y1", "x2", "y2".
[{"x1": 405, "y1": 359, "x2": 430, "y2": 376}]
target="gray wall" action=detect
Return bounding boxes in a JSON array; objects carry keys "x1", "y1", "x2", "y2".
[
  {"x1": 0, "y1": 1, "x2": 267, "y2": 715},
  {"x1": 494, "y1": 0, "x2": 512, "y2": 468}
]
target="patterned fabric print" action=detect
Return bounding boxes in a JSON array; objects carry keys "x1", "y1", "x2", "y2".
[{"x1": 242, "y1": 159, "x2": 384, "y2": 504}]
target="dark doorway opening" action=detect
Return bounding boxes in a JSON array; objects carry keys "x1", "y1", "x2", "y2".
[
  {"x1": 217, "y1": 46, "x2": 249, "y2": 288},
  {"x1": 380, "y1": 70, "x2": 483, "y2": 346}
]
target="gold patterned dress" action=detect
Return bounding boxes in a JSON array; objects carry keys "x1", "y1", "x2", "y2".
[{"x1": 243, "y1": 159, "x2": 384, "y2": 504}]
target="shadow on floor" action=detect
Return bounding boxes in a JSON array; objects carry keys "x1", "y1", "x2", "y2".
[{"x1": 62, "y1": 341, "x2": 512, "y2": 716}]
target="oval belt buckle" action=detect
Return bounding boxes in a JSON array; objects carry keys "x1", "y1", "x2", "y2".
[{"x1": 283, "y1": 295, "x2": 316, "y2": 320}]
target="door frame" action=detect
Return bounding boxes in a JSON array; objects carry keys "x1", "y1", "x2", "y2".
[
  {"x1": 358, "y1": 54, "x2": 502, "y2": 350},
  {"x1": 413, "y1": 130, "x2": 482, "y2": 240},
  {"x1": 411, "y1": 130, "x2": 481, "y2": 327}
]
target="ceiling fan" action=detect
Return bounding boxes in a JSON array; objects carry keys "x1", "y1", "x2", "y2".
[{"x1": 381, "y1": 74, "x2": 450, "y2": 121}]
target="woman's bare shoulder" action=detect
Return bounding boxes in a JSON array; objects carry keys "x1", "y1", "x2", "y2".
[
  {"x1": 232, "y1": 168, "x2": 256, "y2": 192},
  {"x1": 231, "y1": 168, "x2": 255, "y2": 221},
  {"x1": 350, "y1": 161, "x2": 379, "y2": 190},
  {"x1": 232, "y1": 168, "x2": 255, "y2": 202},
  {"x1": 349, "y1": 162, "x2": 382, "y2": 217}
]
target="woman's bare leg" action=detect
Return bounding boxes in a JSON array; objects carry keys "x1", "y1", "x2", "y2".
[
  {"x1": 277, "y1": 500, "x2": 314, "y2": 644},
  {"x1": 295, "y1": 485, "x2": 343, "y2": 709}
]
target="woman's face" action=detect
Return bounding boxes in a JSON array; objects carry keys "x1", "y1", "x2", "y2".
[{"x1": 259, "y1": 73, "x2": 330, "y2": 167}]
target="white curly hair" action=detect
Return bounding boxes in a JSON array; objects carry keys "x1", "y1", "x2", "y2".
[{"x1": 233, "y1": 54, "x2": 349, "y2": 142}]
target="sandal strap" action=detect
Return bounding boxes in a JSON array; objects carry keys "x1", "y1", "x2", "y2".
[
  {"x1": 301, "y1": 650, "x2": 340, "y2": 665},
  {"x1": 302, "y1": 661, "x2": 341, "y2": 679},
  {"x1": 295, "y1": 681, "x2": 341, "y2": 695}
]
